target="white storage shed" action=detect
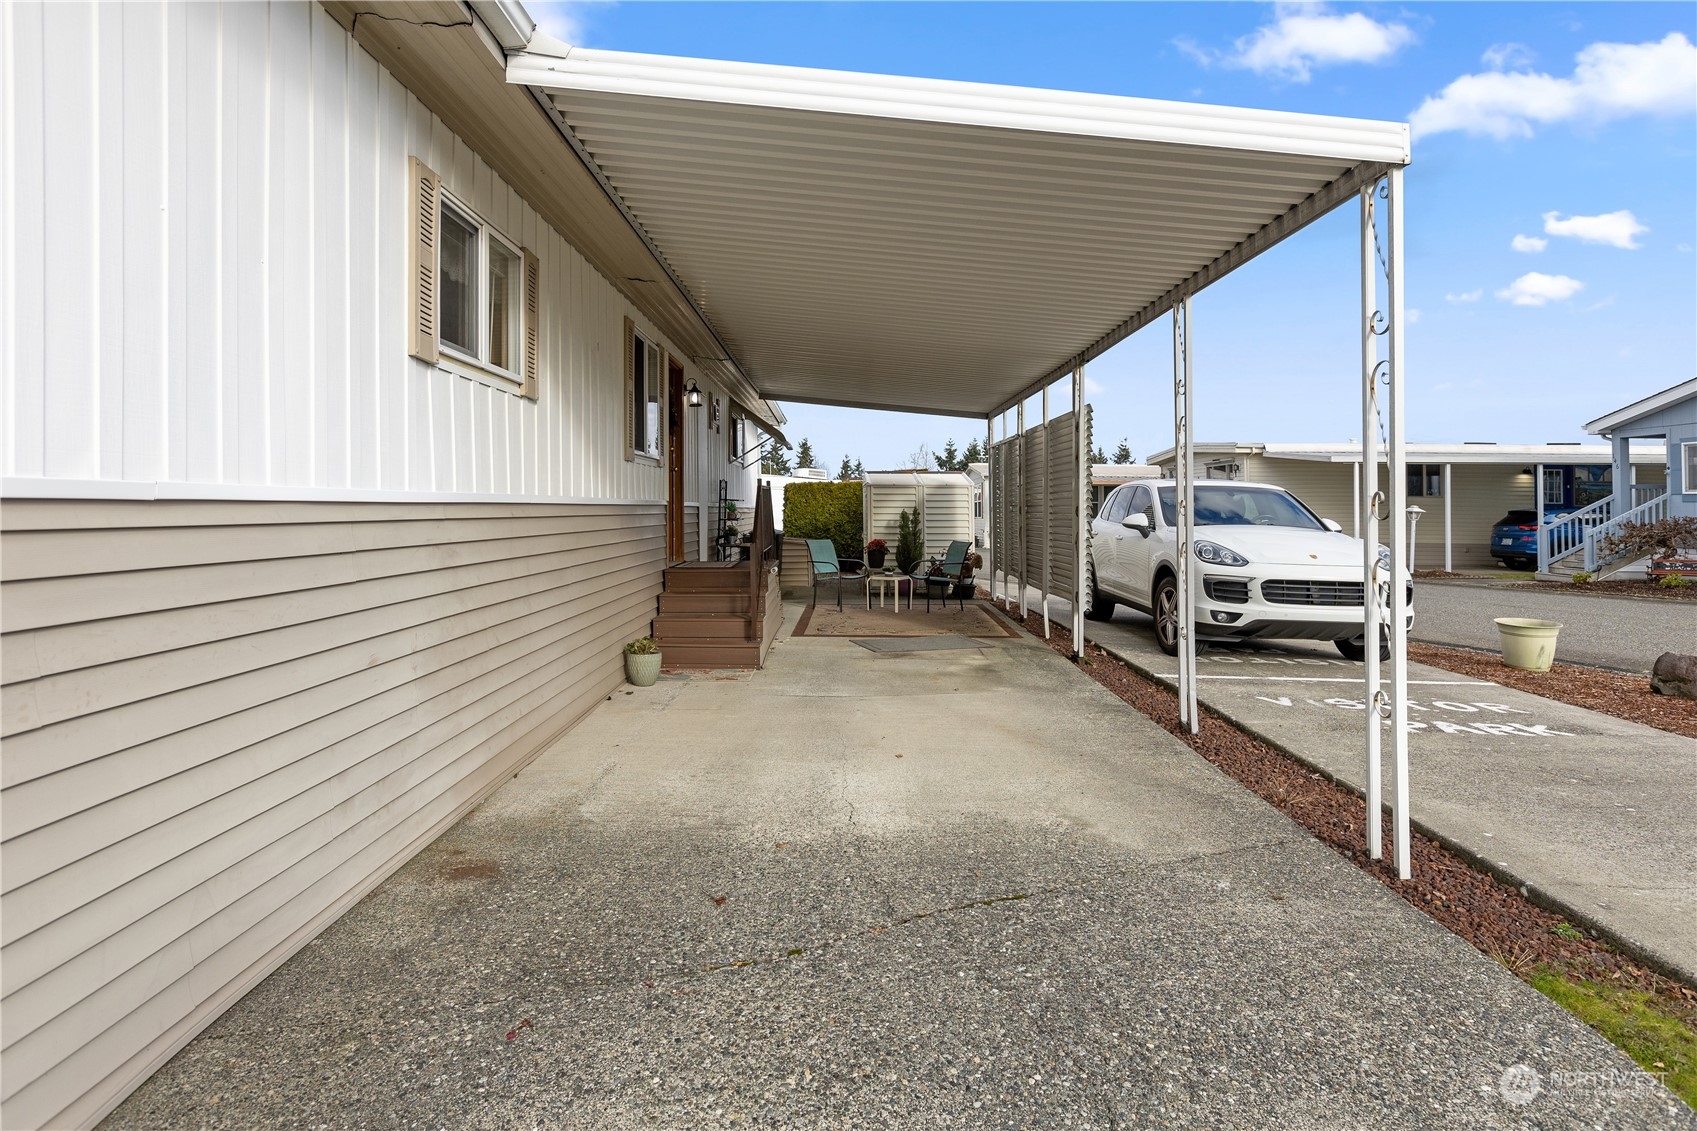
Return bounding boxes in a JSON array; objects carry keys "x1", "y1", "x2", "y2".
[{"x1": 863, "y1": 471, "x2": 975, "y2": 560}]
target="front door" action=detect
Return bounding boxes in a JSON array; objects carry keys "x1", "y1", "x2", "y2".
[{"x1": 667, "y1": 359, "x2": 687, "y2": 562}]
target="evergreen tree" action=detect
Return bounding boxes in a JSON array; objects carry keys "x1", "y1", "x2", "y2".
[
  {"x1": 1090, "y1": 444, "x2": 1107, "y2": 464},
  {"x1": 795, "y1": 437, "x2": 816, "y2": 469},
  {"x1": 1112, "y1": 439, "x2": 1133, "y2": 464},
  {"x1": 837, "y1": 455, "x2": 854, "y2": 481},
  {"x1": 762, "y1": 445, "x2": 793, "y2": 476},
  {"x1": 934, "y1": 438, "x2": 961, "y2": 471},
  {"x1": 851, "y1": 459, "x2": 864, "y2": 480},
  {"x1": 961, "y1": 437, "x2": 984, "y2": 465}
]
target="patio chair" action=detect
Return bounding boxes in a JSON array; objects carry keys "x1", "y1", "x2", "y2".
[
  {"x1": 806, "y1": 538, "x2": 866, "y2": 610},
  {"x1": 910, "y1": 540, "x2": 974, "y2": 612}
]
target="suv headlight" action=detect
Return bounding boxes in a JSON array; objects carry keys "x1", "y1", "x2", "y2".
[{"x1": 1195, "y1": 540, "x2": 1249, "y2": 567}]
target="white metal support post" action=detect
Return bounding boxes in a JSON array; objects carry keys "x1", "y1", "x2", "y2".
[
  {"x1": 1534, "y1": 463, "x2": 1547, "y2": 573},
  {"x1": 1017, "y1": 401, "x2": 1027, "y2": 619},
  {"x1": 1359, "y1": 184, "x2": 1383, "y2": 862},
  {"x1": 1386, "y1": 166, "x2": 1410, "y2": 880},
  {"x1": 986, "y1": 415, "x2": 996, "y2": 605},
  {"x1": 1042, "y1": 385, "x2": 1051, "y2": 638},
  {"x1": 1073, "y1": 366, "x2": 1087, "y2": 660},
  {"x1": 1443, "y1": 463, "x2": 1453, "y2": 573},
  {"x1": 1172, "y1": 298, "x2": 1198, "y2": 734}
]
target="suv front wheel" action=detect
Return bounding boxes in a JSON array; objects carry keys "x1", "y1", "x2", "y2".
[{"x1": 1335, "y1": 630, "x2": 1391, "y2": 662}]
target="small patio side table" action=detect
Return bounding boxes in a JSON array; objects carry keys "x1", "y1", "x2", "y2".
[{"x1": 866, "y1": 572, "x2": 910, "y2": 610}]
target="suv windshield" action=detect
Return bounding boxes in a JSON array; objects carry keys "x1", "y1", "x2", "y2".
[{"x1": 1158, "y1": 485, "x2": 1325, "y2": 531}]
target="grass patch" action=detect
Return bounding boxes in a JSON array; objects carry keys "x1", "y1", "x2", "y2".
[{"x1": 1529, "y1": 968, "x2": 1697, "y2": 1109}]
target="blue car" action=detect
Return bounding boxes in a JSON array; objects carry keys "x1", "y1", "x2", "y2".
[{"x1": 1491, "y1": 507, "x2": 1575, "y2": 570}]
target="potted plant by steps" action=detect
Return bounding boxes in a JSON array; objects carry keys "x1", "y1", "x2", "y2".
[
  {"x1": 625, "y1": 636, "x2": 661, "y2": 687},
  {"x1": 865, "y1": 538, "x2": 889, "y2": 570}
]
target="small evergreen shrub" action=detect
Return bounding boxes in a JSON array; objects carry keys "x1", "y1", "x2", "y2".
[{"x1": 896, "y1": 507, "x2": 924, "y2": 573}]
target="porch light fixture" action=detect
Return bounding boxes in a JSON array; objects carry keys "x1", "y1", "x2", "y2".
[{"x1": 684, "y1": 379, "x2": 704, "y2": 408}]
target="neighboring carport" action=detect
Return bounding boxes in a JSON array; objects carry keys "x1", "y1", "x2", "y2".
[{"x1": 507, "y1": 39, "x2": 1417, "y2": 875}]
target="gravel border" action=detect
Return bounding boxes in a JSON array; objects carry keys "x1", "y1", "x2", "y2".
[
  {"x1": 1409, "y1": 642, "x2": 1697, "y2": 739},
  {"x1": 996, "y1": 603, "x2": 1697, "y2": 1029}
]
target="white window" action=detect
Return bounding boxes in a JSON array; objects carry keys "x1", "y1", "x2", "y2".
[
  {"x1": 1542, "y1": 468, "x2": 1565, "y2": 507},
  {"x1": 1406, "y1": 463, "x2": 1442, "y2": 498},
  {"x1": 625, "y1": 318, "x2": 663, "y2": 462},
  {"x1": 1683, "y1": 442, "x2": 1697, "y2": 495},
  {"x1": 408, "y1": 156, "x2": 539, "y2": 398}
]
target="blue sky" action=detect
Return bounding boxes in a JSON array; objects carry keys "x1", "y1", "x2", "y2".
[{"x1": 531, "y1": 2, "x2": 1696, "y2": 471}]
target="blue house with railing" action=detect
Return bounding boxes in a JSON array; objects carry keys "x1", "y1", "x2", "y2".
[{"x1": 1561, "y1": 379, "x2": 1697, "y2": 574}]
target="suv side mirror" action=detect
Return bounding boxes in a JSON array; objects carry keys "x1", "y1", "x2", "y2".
[
  {"x1": 1122, "y1": 513, "x2": 1152, "y2": 536},
  {"x1": 1321, "y1": 518, "x2": 1343, "y2": 533}
]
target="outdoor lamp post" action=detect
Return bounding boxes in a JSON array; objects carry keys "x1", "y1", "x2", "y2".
[{"x1": 1406, "y1": 505, "x2": 1425, "y2": 571}]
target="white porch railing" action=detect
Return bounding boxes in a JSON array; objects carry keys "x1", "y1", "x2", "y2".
[
  {"x1": 1537, "y1": 495, "x2": 1612, "y2": 572},
  {"x1": 1584, "y1": 492, "x2": 1671, "y2": 571},
  {"x1": 1632, "y1": 483, "x2": 1667, "y2": 507}
]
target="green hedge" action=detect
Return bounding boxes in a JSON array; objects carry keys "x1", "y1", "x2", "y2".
[{"x1": 784, "y1": 481, "x2": 863, "y2": 558}]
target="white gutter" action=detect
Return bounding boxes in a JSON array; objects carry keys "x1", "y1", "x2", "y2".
[{"x1": 467, "y1": 0, "x2": 535, "y2": 51}]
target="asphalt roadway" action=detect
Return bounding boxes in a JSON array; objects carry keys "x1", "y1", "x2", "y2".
[
  {"x1": 103, "y1": 605, "x2": 1690, "y2": 1129},
  {"x1": 1411, "y1": 579, "x2": 1695, "y2": 672}
]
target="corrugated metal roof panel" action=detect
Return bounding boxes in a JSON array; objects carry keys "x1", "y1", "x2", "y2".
[{"x1": 510, "y1": 41, "x2": 1409, "y2": 417}]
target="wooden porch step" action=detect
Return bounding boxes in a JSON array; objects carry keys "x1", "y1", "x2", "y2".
[
  {"x1": 654, "y1": 613, "x2": 753, "y2": 640},
  {"x1": 657, "y1": 639, "x2": 763, "y2": 669},
  {"x1": 662, "y1": 563, "x2": 752, "y2": 593},
  {"x1": 659, "y1": 591, "x2": 752, "y2": 614}
]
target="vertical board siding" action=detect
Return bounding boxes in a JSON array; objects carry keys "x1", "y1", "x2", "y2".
[
  {"x1": 0, "y1": 0, "x2": 701, "y2": 505},
  {"x1": 0, "y1": 497, "x2": 665, "y2": 1130}
]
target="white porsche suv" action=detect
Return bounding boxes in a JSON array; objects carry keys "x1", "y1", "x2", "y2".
[{"x1": 1085, "y1": 479, "x2": 1413, "y2": 660}]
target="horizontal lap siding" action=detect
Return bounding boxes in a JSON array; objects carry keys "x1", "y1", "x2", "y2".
[
  {"x1": 0, "y1": 498, "x2": 664, "y2": 1131},
  {"x1": 684, "y1": 505, "x2": 701, "y2": 562}
]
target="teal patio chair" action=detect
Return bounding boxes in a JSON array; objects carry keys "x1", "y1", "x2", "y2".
[
  {"x1": 910, "y1": 540, "x2": 974, "y2": 611},
  {"x1": 806, "y1": 538, "x2": 866, "y2": 610}
]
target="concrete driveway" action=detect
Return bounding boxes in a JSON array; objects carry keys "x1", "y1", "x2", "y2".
[
  {"x1": 103, "y1": 606, "x2": 1690, "y2": 1129},
  {"x1": 1411, "y1": 579, "x2": 1695, "y2": 672}
]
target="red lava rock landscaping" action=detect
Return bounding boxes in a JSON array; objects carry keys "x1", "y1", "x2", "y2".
[
  {"x1": 1409, "y1": 642, "x2": 1697, "y2": 740},
  {"x1": 997, "y1": 603, "x2": 1697, "y2": 1025}
]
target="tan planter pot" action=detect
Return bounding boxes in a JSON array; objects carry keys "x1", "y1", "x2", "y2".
[{"x1": 1494, "y1": 618, "x2": 1562, "y2": 672}]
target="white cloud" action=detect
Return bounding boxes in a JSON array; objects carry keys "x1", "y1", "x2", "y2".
[
  {"x1": 1541, "y1": 210, "x2": 1649, "y2": 249},
  {"x1": 1410, "y1": 32, "x2": 1697, "y2": 139},
  {"x1": 1482, "y1": 43, "x2": 1536, "y2": 71},
  {"x1": 1511, "y1": 234, "x2": 1548, "y2": 253},
  {"x1": 1182, "y1": 3, "x2": 1415, "y2": 82},
  {"x1": 1496, "y1": 272, "x2": 1584, "y2": 306},
  {"x1": 1405, "y1": 307, "x2": 1422, "y2": 324},
  {"x1": 529, "y1": 1, "x2": 605, "y2": 45},
  {"x1": 1445, "y1": 289, "x2": 1483, "y2": 303}
]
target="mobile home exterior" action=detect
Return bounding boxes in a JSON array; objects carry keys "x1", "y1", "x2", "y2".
[
  {"x1": 0, "y1": 3, "x2": 776, "y2": 1126},
  {"x1": 1147, "y1": 442, "x2": 1665, "y2": 570}
]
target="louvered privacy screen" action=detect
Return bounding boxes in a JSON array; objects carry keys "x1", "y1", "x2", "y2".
[{"x1": 990, "y1": 405, "x2": 1090, "y2": 598}]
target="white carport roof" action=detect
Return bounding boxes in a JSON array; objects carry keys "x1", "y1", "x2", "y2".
[{"x1": 507, "y1": 39, "x2": 1408, "y2": 419}]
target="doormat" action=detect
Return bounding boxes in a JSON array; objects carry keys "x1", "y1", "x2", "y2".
[
  {"x1": 792, "y1": 600, "x2": 1017, "y2": 639},
  {"x1": 853, "y1": 636, "x2": 990, "y2": 653}
]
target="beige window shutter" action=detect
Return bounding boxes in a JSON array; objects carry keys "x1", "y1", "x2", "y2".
[
  {"x1": 623, "y1": 316, "x2": 636, "y2": 461},
  {"x1": 408, "y1": 156, "x2": 442, "y2": 364},
  {"x1": 521, "y1": 248, "x2": 540, "y2": 400}
]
